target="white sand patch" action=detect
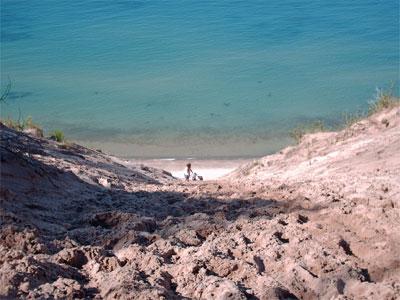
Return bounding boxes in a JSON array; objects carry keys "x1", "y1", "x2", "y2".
[
  {"x1": 171, "y1": 167, "x2": 236, "y2": 180},
  {"x1": 126, "y1": 158, "x2": 253, "y2": 181}
]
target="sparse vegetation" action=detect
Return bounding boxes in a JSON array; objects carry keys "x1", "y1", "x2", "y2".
[
  {"x1": 50, "y1": 129, "x2": 65, "y2": 143},
  {"x1": 2, "y1": 117, "x2": 22, "y2": 130},
  {"x1": 1, "y1": 79, "x2": 68, "y2": 141},
  {"x1": 0, "y1": 79, "x2": 40, "y2": 132},
  {"x1": 289, "y1": 120, "x2": 326, "y2": 144},
  {"x1": 2, "y1": 116, "x2": 44, "y2": 136},
  {"x1": 340, "y1": 109, "x2": 365, "y2": 128},
  {"x1": 368, "y1": 87, "x2": 399, "y2": 115},
  {"x1": 289, "y1": 86, "x2": 399, "y2": 143},
  {"x1": 1, "y1": 116, "x2": 67, "y2": 142},
  {"x1": 23, "y1": 116, "x2": 43, "y2": 135}
]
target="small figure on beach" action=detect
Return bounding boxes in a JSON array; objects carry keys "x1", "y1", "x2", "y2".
[
  {"x1": 184, "y1": 163, "x2": 193, "y2": 181},
  {"x1": 184, "y1": 163, "x2": 203, "y2": 181}
]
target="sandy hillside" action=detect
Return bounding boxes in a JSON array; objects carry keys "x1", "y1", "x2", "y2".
[{"x1": 0, "y1": 105, "x2": 399, "y2": 299}]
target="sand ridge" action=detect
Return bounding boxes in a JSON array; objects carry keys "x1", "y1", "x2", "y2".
[{"x1": 0, "y1": 105, "x2": 399, "y2": 299}]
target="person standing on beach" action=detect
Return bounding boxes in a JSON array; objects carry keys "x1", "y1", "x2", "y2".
[{"x1": 184, "y1": 163, "x2": 193, "y2": 181}]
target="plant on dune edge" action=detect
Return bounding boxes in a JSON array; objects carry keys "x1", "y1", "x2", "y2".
[
  {"x1": 50, "y1": 129, "x2": 65, "y2": 143},
  {"x1": 289, "y1": 120, "x2": 326, "y2": 144},
  {"x1": 368, "y1": 86, "x2": 399, "y2": 115},
  {"x1": 1, "y1": 78, "x2": 70, "y2": 143},
  {"x1": 23, "y1": 116, "x2": 44, "y2": 136},
  {"x1": 339, "y1": 86, "x2": 399, "y2": 129},
  {"x1": 338, "y1": 109, "x2": 365, "y2": 130},
  {"x1": 289, "y1": 85, "x2": 399, "y2": 144},
  {"x1": 2, "y1": 116, "x2": 44, "y2": 136}
]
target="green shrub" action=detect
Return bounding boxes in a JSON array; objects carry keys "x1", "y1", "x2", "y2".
[{"x1": 50, "y1": 130, "x2": 65, "y2": 142}]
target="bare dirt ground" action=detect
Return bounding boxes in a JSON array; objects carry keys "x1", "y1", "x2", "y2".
[{"x1": 0, "y1": 105, "x2": 399, "y2": 299}]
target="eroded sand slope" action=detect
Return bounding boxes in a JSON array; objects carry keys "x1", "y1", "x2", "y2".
[{"x1": 1, "y1": 106, "x2": 399, "y2": 299}]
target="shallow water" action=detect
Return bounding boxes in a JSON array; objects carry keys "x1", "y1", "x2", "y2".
[{"x1": 1, "y1": 0, "x2": 399, "y2": 158}]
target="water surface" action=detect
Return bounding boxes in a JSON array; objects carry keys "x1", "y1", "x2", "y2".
[{"x1": 1, "y1": 0, "x2": 399, "y2": 158}]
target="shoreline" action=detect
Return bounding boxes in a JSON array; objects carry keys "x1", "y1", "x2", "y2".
[
  {"x1": 122, "y1": 158, "x2": 255, "y2": 180},
  {"x1": 76, "y1": 136, "x2": 291, "y2": 160}
]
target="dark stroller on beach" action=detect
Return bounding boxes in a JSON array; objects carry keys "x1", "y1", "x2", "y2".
[
  {"x1": 184, "y1": 172, "x2": 203, "y2": 181},
  {"x1": 192, "y1": 172, "x2": 203, "y2": 181}
]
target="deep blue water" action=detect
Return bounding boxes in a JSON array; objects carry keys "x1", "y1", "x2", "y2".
[{"x1": 1, "y1": 0, "x2": 399, "y2": 158}]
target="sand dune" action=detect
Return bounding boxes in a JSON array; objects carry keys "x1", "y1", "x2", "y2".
[{"x1": 1, "y1": 105, "x2": 399, "y2": 299}]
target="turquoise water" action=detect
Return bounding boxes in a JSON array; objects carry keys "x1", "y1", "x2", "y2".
[{"x1": 1, "y1": 0, "x2": 399, "y2": 158}]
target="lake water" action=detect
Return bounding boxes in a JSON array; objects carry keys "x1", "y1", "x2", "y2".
[{"x1": 1, "y1": 0, "x2": 398, "y2": 158}]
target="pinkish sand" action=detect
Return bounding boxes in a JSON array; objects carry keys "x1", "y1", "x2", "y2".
[{"x1": 1, "y1": 103, "x2": 399, "y2": 299}]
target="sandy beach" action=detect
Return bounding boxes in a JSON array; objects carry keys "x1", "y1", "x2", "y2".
[{"x1": 124, "y1": 158, "x2": 254, "y2": 180}]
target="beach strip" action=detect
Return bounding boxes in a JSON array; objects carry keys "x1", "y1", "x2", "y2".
[{"x1": 127, "y1": 158, "x2": 253, "y2": 180}]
